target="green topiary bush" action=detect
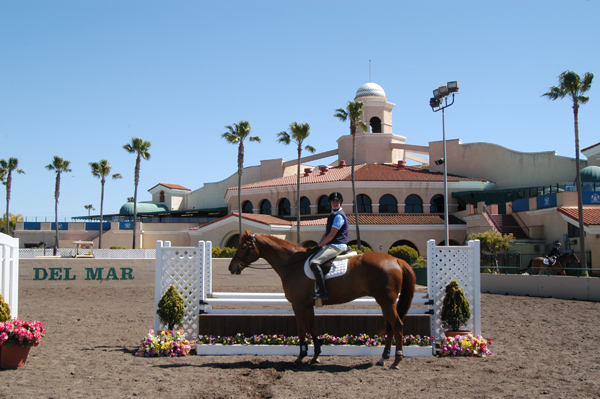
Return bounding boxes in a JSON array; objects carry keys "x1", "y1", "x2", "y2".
[
  {"x1": 211, "y1": 246, "x2": 238, "y2": 258},
  {"x1": 388, "y1": 245, "x2": 419, "y2": 265},
  {"x1": 441, "y1": 280, "x2": 471, "y2": 331},
  {"x1": 348, "y1": 244, "x2": 372, "y2": 254},
  {"x1": 0, "y1": 292, "x2": 10, "y2": 322},
  {"x1": 156, "y1": 285, "x2": 185, "y2": 331}
]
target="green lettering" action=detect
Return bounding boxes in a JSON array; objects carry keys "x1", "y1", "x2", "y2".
[
  {"x1": 49, "y1": 268, "x2": 62, "y2": 280},
  {"x1": 106, "y1": 268, "x2": 119, "y2": 280},
  {"x1": 34, "y1": 268, "x2": 48, "y2": 280},
  {"x1": 63, "y1": 268, "x2": 76, "y2": 280},
  {"x1": 85, "y1": 268, "x2": 104, "y2": 280},
  {"x1": 120, "y1": 268, "x2": 134, "y2": 280}
]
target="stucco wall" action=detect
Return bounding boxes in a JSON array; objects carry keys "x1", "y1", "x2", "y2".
[{"x1": 481, "y1": 274, "x2": 600, "y2": 301}]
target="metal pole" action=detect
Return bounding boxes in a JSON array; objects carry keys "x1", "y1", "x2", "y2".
[{"x1": 442, "y1": 104, "x2": 449, "y2": 245}]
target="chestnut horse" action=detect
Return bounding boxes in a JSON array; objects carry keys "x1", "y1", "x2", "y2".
[
  {"x1": 227, "y1": 230, "x2": 416, "y2": 369},
  {"x1": 527, "y1": 253, "x2": 580, "y2": 276}
]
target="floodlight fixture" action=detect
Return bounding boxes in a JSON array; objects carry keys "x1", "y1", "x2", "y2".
[
  {"x1": 435, "y1": 158, "x2": 445, "y2": 165},
  {"x1": 447, "y1": 81, "x2": 459, "y2": 93},
  {"x1": 430, "y1": 97, "x2": 441, "y2": 108},
  {"x1": 438, "y1": 84, "x2": 449, "y2": 97}
]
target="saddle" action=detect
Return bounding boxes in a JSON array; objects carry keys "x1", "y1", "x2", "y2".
[{"x1": 304, "y1": 251, "x2": 357, "y2": 280}]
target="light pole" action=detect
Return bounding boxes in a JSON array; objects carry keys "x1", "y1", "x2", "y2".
[{"x1": 430, "y1": 81, "x2": 459, "y2": 246}]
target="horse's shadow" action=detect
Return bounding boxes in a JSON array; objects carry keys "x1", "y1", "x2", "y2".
[{"x1": 156, "y1": 359, "x2": 374, "y2": 373}]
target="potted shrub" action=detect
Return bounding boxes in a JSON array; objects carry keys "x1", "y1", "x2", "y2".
[
  {"x1": 0, "y1": 293, "x2": 10, "y2": 322},
  {"x1": 156, "y1": 284, "x2": 185, "y2": 332},
  {"x1": 0, "y1": 315, "x2": 46, "y2": 369},
  {"x1": 440, "y1": 280, "x2": 472, "y2": 338}
]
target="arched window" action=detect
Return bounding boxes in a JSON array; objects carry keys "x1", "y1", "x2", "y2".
[
  {"x1": 317, "y1": 195, "x2": 330, "y2": 214},
  {"x1": 370, "y1": 117, "x2": 382, "y2": 133},
  {"x1": 259, "y1": 199, "x2": 272, "y2": 215},
  {"x1": 389, "y1": 240, "x2": 419, "y2": 255},
  {"x1": 300, "y1": 197, "x2": 311, "y2": 215},
  {"x1": 159, "y1": 191, "x2": 165, "y2": 203},
  {"x1": 353, "y1": 194, "x2": 372, "y2": 213},
  {"x1": 225, "y1": 234, "x2": 240, "y2": 249},
  {"x1": 242, "y1": 200, "x2": 253, "y2": 214},
  {"x1": 278, "y1": 198, "x2": 291, "y2": 216},
  {"x1": 347, "y1": 240, "x2": 372, "y2": 250},
  {"x1": 405, "y1": 194, "x2": 423, "y2": 213},
  {"x1": 379, "y1": 194, "x2": 398, "y2": 213},
  {"x1": 430, "y1": 195, "x2": 444, "y2": 213}
]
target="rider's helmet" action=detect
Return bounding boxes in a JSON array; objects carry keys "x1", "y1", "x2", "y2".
[
  {"x1": 555, "y1": 242, "x2": 562, "y2": 247},
  {"x1": 328, "y1": 192, "x2": 343, "y2": 202}
]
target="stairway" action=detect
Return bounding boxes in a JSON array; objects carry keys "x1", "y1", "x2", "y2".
[{"x1": 490, "y1": 214, "x2": 529, "y2": 239}]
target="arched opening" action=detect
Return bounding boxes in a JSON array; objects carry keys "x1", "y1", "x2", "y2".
[
  {"x1": 353, "y1": 194, "x2": 372, "y2": 213},
  {"x1": 300, "y1": 196, "x2": 311, "y2": 215},
  {"x1": 430, "y1": 194, "x2": 444, "y2": 213},
  {"x1": 369, "y1": 117, "x2": 382, "y2": 133},
  {"x1": 301, "y1": 240, "x2": 319, "y2": 249},
  {"x1": 259, "y1": 199, "x2": 272, "y2": 215},
  {"x1": 348, "y1": 240, "x2": 372, "y2": 251},
  {"x1": 225, "y1": 234, "x2": 240, "y2": 249},
  {"x1": 278, "y1": 198, "x2": 291, "y2": 216},
  {"x1": 317, "y1": 195, "x2": 330, "y2": 214},
  {"x1": 389, "y1": 240, "x2": 419, "y2": 255},
  {"x1": 159, "y1": 191, "x2": 165, "y2": 203},
  {"x1": 405, "y1": 194, "x2": 423, "y2": 213},
  {"x1": 242, "y1": 200, "x2": 253, "y2": 214},
  {"x1": 379, "y1": 194, "x2": 398, "y2": 213}
]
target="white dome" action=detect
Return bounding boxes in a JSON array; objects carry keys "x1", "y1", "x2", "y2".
[{"x1": 355, "y1": 82, "x2": 386, "y2": 99}]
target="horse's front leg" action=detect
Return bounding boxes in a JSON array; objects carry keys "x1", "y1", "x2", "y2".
[
  {"x1": 306, "y1": 308, "x2": 321, "y2": 364},
  {"x1": 293, "y1": 305, "x2": 311, "y2": 365}
]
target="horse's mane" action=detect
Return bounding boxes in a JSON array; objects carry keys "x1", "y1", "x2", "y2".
[{"x1": 258, "y1": 233, "x2": 309, "y2": 253}]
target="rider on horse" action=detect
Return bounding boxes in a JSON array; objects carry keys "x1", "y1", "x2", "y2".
[
  {"x1": 547, "y1": 242, "x2": 562, "y2": 265},
  {"x1": 309, "y1": 192, "x2": 349, "y2": 300}
]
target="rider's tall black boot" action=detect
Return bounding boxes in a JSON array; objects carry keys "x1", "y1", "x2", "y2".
[{"x1": 310, "y1": 263, "x2": 328, "y2": 301}]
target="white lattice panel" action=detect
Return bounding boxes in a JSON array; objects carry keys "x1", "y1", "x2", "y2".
[
  {"x1": 154, "y1": 241, "x2": 208, "y2": 340},
  {"x1": 427, "y1": 239, "x2": 481, "y2": 341}
]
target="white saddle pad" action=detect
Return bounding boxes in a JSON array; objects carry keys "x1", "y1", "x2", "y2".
[
  {"x1": 543, "y1": 258, "x2": 550, "y2": 265},
  {"x1": 304, "y1": 253, "x2": 356, "y2": 280}
]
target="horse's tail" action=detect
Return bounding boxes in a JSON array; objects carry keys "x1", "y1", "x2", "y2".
[
  {"x1": 523, "y1": 259, "x2": 533, "y2": 272},
  {"x1": 396, "y1": 259, "x2": 416, "y2": 321}
]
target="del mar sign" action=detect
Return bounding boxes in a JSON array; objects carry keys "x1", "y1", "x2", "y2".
[{"x1": 33, "y1": 267, "x2": 134, "y2": 281}]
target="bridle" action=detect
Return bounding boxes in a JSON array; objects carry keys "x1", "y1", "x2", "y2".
[{"x1": 233, "y1": 234, "x2": 258, "y2": 273}]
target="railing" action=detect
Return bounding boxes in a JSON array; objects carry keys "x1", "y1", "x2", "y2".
[
  {"x1": 481, "y1": 251, "x2": 593, "y2": 276},
  {"x1": 0, "y1": 233, "x2": 19, "y2": 318},
  {"x1": 482, "y1": 204, "x2": 500, "y2": 233},
  {"x1": 19, "y1": 248, "x2": 156, "y2": 259}
]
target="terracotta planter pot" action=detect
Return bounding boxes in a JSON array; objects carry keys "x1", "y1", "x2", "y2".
[
  {"x1": 444, "y1": 330, "x2": 472, "y2": 338},
  {"x1": 1, "y1": 345, "x2": 31, "y2": 369}
]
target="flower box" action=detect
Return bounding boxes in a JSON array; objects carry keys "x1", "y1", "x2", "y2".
[{"x1": 195, "y1": 344, "x2": 433, "y2": 357}]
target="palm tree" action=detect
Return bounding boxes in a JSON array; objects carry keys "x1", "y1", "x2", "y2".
[
  {"x1": 84, "y1": 204, "x2": 95, "y2": 217},
  {"x1": 542, "y1": 70, "x2": 594, "y2": 271},
  {"x1": 222, "y1": 120, "x2": 261, "y2": 243},
  {"x1": 0, "y1": 158, "x2": 24, "y2": 237},
  {"x1": 45, "y1": 156, "x2": 72, "y2": 255},
  {"x1": 123, "y1": 138, "x2": 151, "y2": 249},
  {"x1": 334, "y1": 101, "x2": 368, "y2": 250},
  {"x1": 277, "y1": 122, "x2": 316, "y2": 244},
  {"x1": 0, "y1": 213, "x2": 23, "y2": 235},
  {"x1": 90, "y1": 159, "x2": 122, "y2": 249}
]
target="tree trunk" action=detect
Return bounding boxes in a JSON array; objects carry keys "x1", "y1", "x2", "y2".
[
  {"x1": 54, "y1": 174, "x2": 60, "y2": 256},
  {"x1": 237, "y1": 141, "x2": 244, "y2": 245},
  {"x1": 132, "y1": 155, "x2": 140, "y2": 249},
  {"x1": 99, "y1": 179, "x2": 105, "y2": 249},
  {"x1": 5, "y1": 172, "x2": 10, "y2": 236},
  {"x1": 296, "y1": 148, "x2": 301, "y2": 244},
  {"x1": 351, "y1": 125, "x2": 361, "y2": 250},
  {"x1": 573, "y1": 104, "x2": 587, "y2": 270}
]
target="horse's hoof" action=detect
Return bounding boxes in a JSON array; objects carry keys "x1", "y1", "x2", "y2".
[
  {"x1": 390, "y1": 364, "x2": 400, "y2": 370},
  {"x1": 376, "y1": 358, "x2": 385, "y2": 366},
  {"x1": 310, "y1": 358, "x2": 320, "y2": 365}
]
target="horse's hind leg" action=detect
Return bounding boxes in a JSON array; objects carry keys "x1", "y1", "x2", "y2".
[
  {"x1": 379, "y1": 304, "x2": 404, "y2": 369},
  {"x1": 293, "y1": 306, "x2": 310, "y2": 365},
  {"x1": 376, "y1": 322, "x2": 393, "y2": 367}
]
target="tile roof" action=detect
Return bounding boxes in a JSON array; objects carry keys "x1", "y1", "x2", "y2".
[
  {"x1": 558, "y1": 207, "x2": 600, "y2": 226},
  {"x1": 227, "y1": 164, "x2": 487, "y2": 191},
  {"x1": 190, "y1": 212, "x2": 465, "y2": 229},
  {"x1": 149, "y1": 183, "x2": 191, "y2": 191}
]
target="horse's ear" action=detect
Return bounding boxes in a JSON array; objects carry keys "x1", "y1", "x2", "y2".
[{"x1": 243, "y1": 228, "x2": 252, "y2": 236}]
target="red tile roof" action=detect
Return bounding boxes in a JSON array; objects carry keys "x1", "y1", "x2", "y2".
[
  {"x1": 558, "y1": 207, "x2": 600, "y2": 226},
  {"x1": 190, "y1": 212, "x2": 464, "y2": 230},
  {"x1": 149, "y1": 183, "x2": 191, "y2": 192},
  {"x1": 227, "y1": 164, "x2": 487, "y2": 191}
]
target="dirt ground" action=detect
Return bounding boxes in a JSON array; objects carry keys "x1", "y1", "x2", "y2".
[{"x1": 2, "y1": 286, "x2": 600, "y2": 399}]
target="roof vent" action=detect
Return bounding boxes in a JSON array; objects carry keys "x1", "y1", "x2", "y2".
[
  {"x1": 304, "y1": 168, "x2": 313, "y2": 176},
  {"x1": 397, "y1": 160, "x2": 406, "y2": 170},
  {"x1": 319, "y1": 166, "x2": 329, "y2": 175},
  {"x1": 339, "y1": 160, "x2": 346, "y2": 167}
]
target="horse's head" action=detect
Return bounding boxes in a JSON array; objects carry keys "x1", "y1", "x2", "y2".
[{"x1": 228, "y1": 229, "x2": 260, "y2": 275}]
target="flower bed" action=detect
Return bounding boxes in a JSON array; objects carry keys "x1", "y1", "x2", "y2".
[
  {"x1": 135, "y1": 330, "x2": 191, "y2": 357},
  {"x1": 196, "y1": 334, "x2": 434, "y2": 357},
  {"x1": 439, "y1": 334, "x2": 493, "y2": 357}
]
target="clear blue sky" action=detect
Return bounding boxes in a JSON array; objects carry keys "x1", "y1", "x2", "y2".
[{"x1": 1, "y1": 1, "x2": 599, "y2": 221}]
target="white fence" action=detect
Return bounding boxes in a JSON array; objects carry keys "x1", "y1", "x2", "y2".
[
  {"x1": 154, "y1": 241, "x2": 211, "y2": 340},
  {"x1": 428, "y1": 239, "x2": 481, "y2": 341},
  {"x1": 0, "y1": 233, "x2": 19, "y2": 318},
  {"x1": 19, "y1": 248, "x2": 156, "y2": 259}
]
